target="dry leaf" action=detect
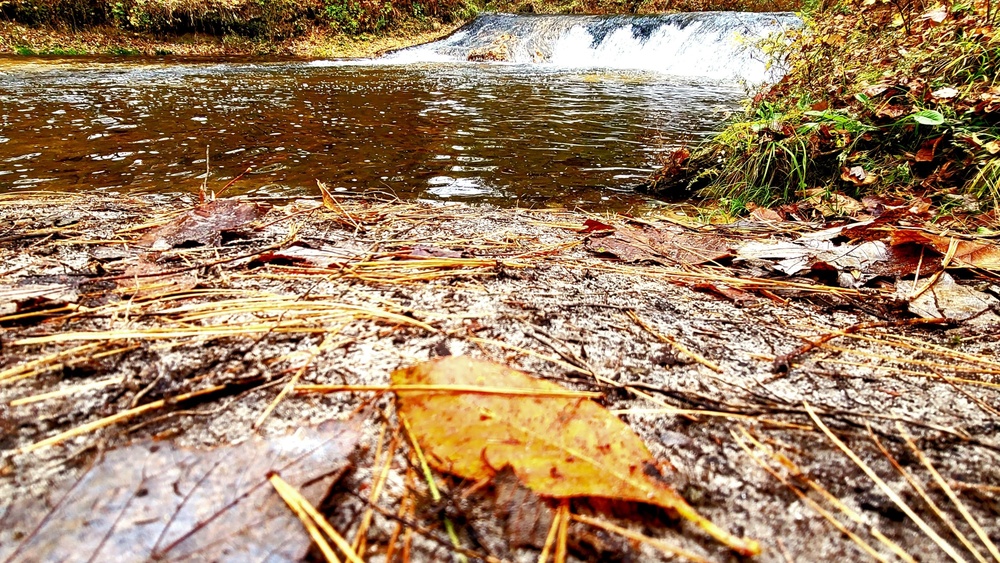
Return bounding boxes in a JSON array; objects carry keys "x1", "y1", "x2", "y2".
[
  {"x1": 890, "y1": 230, "x2": 1000, "y2": 270},
  {"x1": 804, "y1": 188, "x2": 865, "y2": 216},
  {"x1": 920, "y1": 5, "x2": 948, "y2": 23},
  {"x1": 392, "y1": 356, "x2": 760, "y2": 556},
  {"x1": 839, "y1": 166, "x2": 877, "y2": 186},
  {"x1": 693, "y1": 282, "x2": 757, "y2": 305},
  {"x1": 257, "y1": 242, "x2": 367, "y2": 268},
  {"x1": 580, "y1": 218, "x2": 615, "y2": 233},
  {"x1": 117, "y1": 257, "x2": 198, "y2": 298},
  {"x1": 137, "y1": 199, "x2": 265, "y2": 251},
  {"x1": 407, "y1": 245, "x2": 465, "y2": 259},
  {"x1": 915, "y1": 136, "x2": 944, "y2": 162},
  {"x1": 0, "y1": 418, "x2": 360, "y2": 562},
  {"x1": 900, "y1": 272, "x2": 1000, "y2": 326},
  {"x1": 931, "y1": 87, "x2": 958, "y2": 99},
  {"x1": 746, "y1": 202, "x2": 784, "y2": 222},
  {"x1": 587, "y1": 226, "x2": 733, "y2": 266},
  {"x1": 737, "y1": 238, "x2": 889, "y2": 276}
]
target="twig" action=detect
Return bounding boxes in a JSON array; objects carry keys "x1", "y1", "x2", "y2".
[
  {"x1": 773, "y1": 317, "x2": 951, "y2": 373},
  {"x1": 16, "y1": 384, "x2": 226, "y2": 454},
  {"x1": 628, "y1": 310, "x2": 722, "y2": 372}
]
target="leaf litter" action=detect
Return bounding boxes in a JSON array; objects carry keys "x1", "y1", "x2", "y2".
[{"x1": 1, "y1": 191, "x2": 999, "y2": 562}]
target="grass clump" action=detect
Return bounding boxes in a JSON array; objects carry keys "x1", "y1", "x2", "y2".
[{"x1": 644, "y1": 0, "x2": 1000, "y2": 222}]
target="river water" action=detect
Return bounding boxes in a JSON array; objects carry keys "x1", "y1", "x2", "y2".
[{"x1": 0, "y1": 13, "x2": 798, "y2": 208}]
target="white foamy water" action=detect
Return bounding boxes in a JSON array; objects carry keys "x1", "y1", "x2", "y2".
[{"x1": 380, "y1": 12, "x2": 801, "y2": 83}]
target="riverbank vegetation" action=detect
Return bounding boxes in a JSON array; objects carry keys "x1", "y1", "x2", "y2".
[
  {"x1": 644, "y1": 0, "x2": 1000, "y2": 228},
  {"x1": 0, "y1": 0, "x2": 800, "y2": 55},
  {"x1": 0, "y1": 0, "x2": 478, "y2": 55}
]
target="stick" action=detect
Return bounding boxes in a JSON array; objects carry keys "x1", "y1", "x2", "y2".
[{"x1": 773, "y1": 318, "x2": 951, "y2": 373}]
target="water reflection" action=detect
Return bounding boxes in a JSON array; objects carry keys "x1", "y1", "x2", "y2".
[{"x1": 0, "y1": 57, "x2": 744, "y2": 208}]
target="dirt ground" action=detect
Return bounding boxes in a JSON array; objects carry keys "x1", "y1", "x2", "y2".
[{"x1": 1, "y1": 191, "x2": 998, "y2": 562}]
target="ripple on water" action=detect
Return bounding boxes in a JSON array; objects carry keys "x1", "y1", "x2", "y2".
[{"x1": 0, "y1": 58, "x2": 743, "y2": 209}]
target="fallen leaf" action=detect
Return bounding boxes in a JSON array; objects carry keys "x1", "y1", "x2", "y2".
[
  {"x1": 693, "y1": 282, "x2": 757, "y2": 305},
  {"x1": 0, "y1": 418, "x2": 361, "y2": 562},
  {"x1": 257, "y1": 242, "x2": 368, "y2": 268},
  {"x1": 890, "y1": 231, "x2": 1000, "y2": 270},
  {"x1": 580, "y1": 218, "x2": 615, "y2": 233},
  {"x1": 920, "y1": 5, "x2": 948, "y2": 23},
  {"x1": 736, "y1": 238, "x2": 889, "y2": 276},
  {"x1": 875, "y1": 104, "x2": 910, "y2": 119},
  {"x1": 407, "y1": 244, "x2": 466, "y2": 259},
  {"x1": 839, "y1": 166, "x2": 877, "y2": 187},
  {"x1": 931, "y1": 87, "x2": 958, "y2": 99},
  {"x1": 804, "y1": 188, "x2": 865, "y2": 216},
  {"x1": 586, "y1": 226, "x2": 733, "y2": 266},
  {"x1": 915, "y1": 136, "x2": 944, "y2": 162},
  {"x1": 491, "y1": 466, "x2": 557, "y2": 549},
  {"x1": 137, "y1": 199, "x2": 265, "y2": 251},
  {"x1": 116, "y1": 257, "x2": 198, "y2": 298},
  {"x1": 746, "y1": 202, "x2": 784, "y2": 222},
  {"x1": 900, "y1": 272, "x2": 1000, "y2": 326},
  {"x1": 393, "y1": 356, "x2": 760, "y2": 555}
]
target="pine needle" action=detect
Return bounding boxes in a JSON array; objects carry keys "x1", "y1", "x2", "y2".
[
  {"x1": 571, "y1": 513, "x2": 710, "y2": 563},
  {"x1": 269, "y1": 472, "x2": 363, "y2": 563},
  {"x1": 804, "y1": 402, "x2": 967, "y2": 563},
  {"x1": 897, "y1": 422, "x2": 1000, "y2": 562}
]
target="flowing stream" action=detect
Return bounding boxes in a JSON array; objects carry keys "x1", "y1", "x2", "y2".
[{"x1": 0, "y1": 12, "x2": 798, "y2": 208}]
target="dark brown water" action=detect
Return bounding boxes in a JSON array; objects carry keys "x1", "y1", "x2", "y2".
[{"x1": 0, "y1": 57, "x2": 745, "y2": 208}]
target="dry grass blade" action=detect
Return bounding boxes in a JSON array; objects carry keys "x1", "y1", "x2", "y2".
[
  {"x1": 804, "y1": 402, "x2": 967, "y2": 563},
  {"x1": 909, "y1": 237, "x2": 959, "y2": 300},
  {"x1": 740, "y1": 426, "x2": 917, "y2": 560},
  {"x1": 555, "y1": 501, "x2": 569, "y2": 563},
  {"x1": 353, "y1": 426, "x2": 400, "y2": 556},
  {"x1": 538, "y1": 503, "x2": 562, "y2": 563},
  {"x1": 0, "y1": 343, "x2": 136, "y2": 383},
  {"x1": 399, "y1": 412, "x2": 467, "y2": 562},
  {"x1": 269, "y1": 473, "x2": 342, "y2": 563},
  {"x1": 897, "y1": 423, "x2": 1000, "y2": 562},
  {"x1": 254, "y1": 331, "x2": 350, "y2": 429},
  {"x1": 9, "y1": 377, "x2": 123, "y2": 407},
  {"x1": 773, "y1": 318, "x2": 951, "y2": 372}
]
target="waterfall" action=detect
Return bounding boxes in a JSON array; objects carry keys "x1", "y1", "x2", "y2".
[{"x1": 386, "y1": 12, "x2": 800, "y2": 83}]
